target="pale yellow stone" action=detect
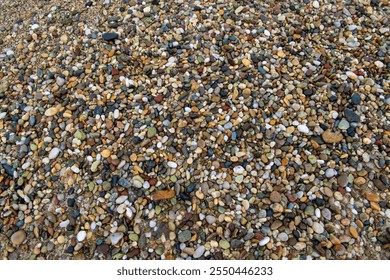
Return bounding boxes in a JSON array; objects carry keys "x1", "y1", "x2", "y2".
[{"x1": 45, "y1": 107, "x2": 58, "y2": 117}]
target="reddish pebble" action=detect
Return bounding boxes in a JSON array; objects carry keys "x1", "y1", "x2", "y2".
[
  {"x1": 155, "y1": 94, "x2": 163, "y2": 103},
  {"x1": 111, "y1": 69, "x2": 119, "y2": 75},
  {"x1": 149, "y1": 178, "x2": 157, "y2": 186}
]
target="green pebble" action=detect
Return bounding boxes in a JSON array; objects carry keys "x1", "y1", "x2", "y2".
[
  {"x1": 338, "y1": 119, "x2": 350, "y2": 130},
  {"x1": 155, "y1": 205, "x2": 161, "y2": 215},
  {"x1": 219, "y1": 240, "x2": 230, "y2": 249},
  {"x1": 147, "y1": 127, "x2": 157, "y2": 138},
  {"x1": 129, "y1": 233, "x2": 139, "y2": 242},
  {"x1": 74, "y1": 130, "x2": 86, "y2": 140},
  {"x1": 308, "y1": 155, "x2": 317, "y2": 164},
  {"x1": 17, "y1": 178, "x2": 24, "y2": 186},
  {"x1": 91, "y1": 160, "x2": 100, "y2": 172}
]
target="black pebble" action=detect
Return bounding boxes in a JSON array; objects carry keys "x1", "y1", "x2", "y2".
[
  {"x1": 67, "y1": 198, "x2": 76, "y2": 207},
  {"x1": 102, "y1": 32, "x2": 119, "y2": 42},
  {"x1": 351, "y1": 93, "x2": 361, "y2": 105}
]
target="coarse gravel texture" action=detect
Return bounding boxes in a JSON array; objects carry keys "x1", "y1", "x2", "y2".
[{"x1": 0, "y1": 0, "x2": 389, "y2": 260}]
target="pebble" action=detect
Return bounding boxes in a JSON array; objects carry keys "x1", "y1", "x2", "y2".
[
  {"x1": 297, "y1": 124, "x2": 310, "y2": 134},
  {"x1": 167, "y1": 161, "x2": 178, "y2": 169},
  {"x1": 103, "y1": 32, "x2": 118, "y2": 41},
  {"x1": 178, "y1": 230, "x2": 192, "y2": 243},
  {"x1": 110, "y1": 233, "x2": 123, "y2": 245},
  {"x1": 193, "y1": 246, "x2": 205, "y2": 259},
  {"x1": 45, "y1": 107, "x2": 58, "y2": 117},
  {"x1": 312, "y1": 222, "x2": 324, "y2": 234},
  {"x1": 10, "y1": 230, "x2": 27, "y2": 245},
  {"x1": 48, "y1": 148, "x2": 60, "y2": 159},
  {"x1": 258, "y1": 237, "x2": 270, "y2": 246},
  {"x1": 77, "y1": 231, "x2": 87, "y2": 242}
]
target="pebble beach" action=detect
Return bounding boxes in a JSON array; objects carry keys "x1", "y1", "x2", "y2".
[{"x1": 0, "y1": 0, "x2": 389, "y2": 260}]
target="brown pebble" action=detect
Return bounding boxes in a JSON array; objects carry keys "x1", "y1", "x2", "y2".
[{"x1": 10, "y1": 230, "x2": 27, "y2": 245}]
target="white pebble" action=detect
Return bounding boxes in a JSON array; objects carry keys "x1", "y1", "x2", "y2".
[
  {"x1": 312, "y1": 222, "x2": 324, "y2": 234},
  {"x1": 297, "y1": 124, "x2": 310, "y2": 134},
  {"x1": 374, "y1": 61, "x2": 384, "y2": 68},
  {"x1": 113, "y1": 109, "x2": 120, "y2": 119},
  {"x1": 233, "y1": 166, "x2": 244, "y2": 174},
  {"x1": 109, "y1": 232, "x2": 123, "y2": 245},
  {"x1": 313, "y1": 1, "x2": 319, "y2": 9},
  {"x1": 193, "y1": 246, "x2": 205, "y2": 259},
  {"x1": 259, "y1": 236, "x2": 270, "y2": 246},
  {"x1": 77, "y1": 231, "x2": 86, "y2": 242},
  {"x1": 264, "y1": 29, "x2": 270, "y2": 36},
  {"x1": 49, "y1": 148, "x2": 60, "y2": 159},
  {"x1": 71, "y1": 166, "x2": 80, "y2": 173},
  {"x1": 167, "y1": 161, "x2": 178, "y2": 168}
]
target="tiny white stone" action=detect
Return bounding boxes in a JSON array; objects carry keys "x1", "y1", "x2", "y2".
[
  {"x1": 242, "y1": 200, "x2": 250, "y2": 210},
  {"x1": 259, "y1": 236, "x2": 270, "y2": 246},
  {"x1": 385, "y1": 209, "x2": 390, "y2": 219},
  {"x1": 0, "y1": 112, "x2": 6, "y2": 119},
  {"x1": 49, "y1": 147, "x2": 60, "y2": 159},
  {"x1": 313, "y1": 1, "x2": 319, "y2": 9},
  {"x1": 110, "y1": 232, "x2": 123, "y2": 245},
  {"x1": 117, "y1": 204, "x2": 126, "y2": 214},
  {"x1": 193, "y1": 246, "x2": 205, "y2": 258},
  {"x1": 77, "y1": 231, "x2": 86, "y2": 242},
  {"x1": 374, "y1": 61, "x2": 384, "y2": 68},
  {"x1": 31, "y1": 24, "x2": 39, "y2": 30},
  {"x1": 59, "y1": 220, "x2": 70, "y2": 228},
  {"x1": 233, "y1": 166, "x2": 244, "y2": 174},
  {"x1": 313, "y1": 222, "x2": 324, "y2": 234},
  {"x1": 71, "y1": 166, "x2": 80, "y2": 173},
  {"x1": 297, "y1": 124, "x2": 310, "y2": 134},
  {"x1": 264, "y1": 29, "x2": 270, "y2": 36},
  {"x1": 143, "y1": 181, "x2": 150, "y2": 189},
  {"x1": 113, "y1": 109, "x2": 120, "y2": 119},
  {"x1": 167, "y1": 161, "x2": 178, "y2": 168},
  {"x1": 116, "y1": 195, "x2": 128, "y2": 204}
]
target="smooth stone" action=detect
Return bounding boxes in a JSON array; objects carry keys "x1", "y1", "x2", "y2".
[
  {"x1": 206, "y1": 215, "x2": 216, "y2": 224},
  {"x1": 11, "y1": 230, "x2": 27, "y2": 245},
  {"x1": 193, "y1": 246, "x2": 205, "y2": 258},
  {"x1": 235, "y1": 174, "x2": 244, "y2": 183},
  {"x1": 233, "y1": 166, "x2": 244, "y2": 174},
  {"x1": 110, "y1": 232, "x2": 123, "y2": 245},
  {"x1": 351, "y1": 93, "x2": 361, "y2": 105},
  {"x1": 325, "y1": 168, "x2": 336, "y2": 178},
  {"x1": 103, "y1": 32, "x2": 118, "y2": 41},
  {"x1": 178, "y1": 230, "x2": 191, "y2": 243},
  {"x1": 297, "y1": 124, "x2": 310, "y2": 134},
  {"x1": 219, "y1": 240, "x2": 230, "y2": 249},
  {"x1": 56, "y1": 76, "x2": 66, "y2": 86},
  {"x1": 45, "y1": 107, "x2": 58, "y2": 117},
  {"x1": 313, "y1": 222, "x2": 324, "y2": 234},
  {"x1": 270, "y1": 191, "x2": 281, "y2": 203},
  {"x1": 147, "y1": 127, "x2": 157, "y2": 138},
  {"x1": 77, "y1": 231, "x2": 86, "y2": 242},
  {"x1": 321, "y1": 208, "x2": 332, "y2": 220},
  {"x1": 338, "y1": 119, "x2": 350, "y2": 130},
  {"x1": 49, "y1": 147, "x2": 60, "y2": 159},
  {"x1": 337, "y1": 173, "x2": 348, "y2": 187},
  {"x1": 91, "y1": 160, "x2": 100, "y2": 172},
  {"x1": 118, "y1": 177, "x2": 131, "y2": 188},
  {"x1": 344, "y1": 109, "x2": 360, "y2": 123},
  {"x1": 259, "y1": 236, "x2": 270, "y2": 246},
  {"x1": 294, "y1": 242, "x2": 306, "y2": 250},
  {"x1": 278, "y1": 232, "x2": 288, "y2": 242},
  {"x1": 167, "y1": 161, "x2": 177, "y2": 168}
]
